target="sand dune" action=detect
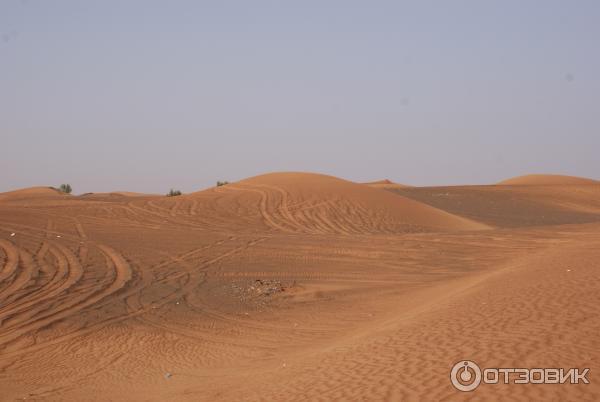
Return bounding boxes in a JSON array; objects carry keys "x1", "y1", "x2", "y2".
[
  {"x1": 364, "y1": 179, "x2": 395, "y2": 185},
  {"x1": 498, "y1": 173, "x2": 599, "y2": 186},
  {"x1": 0, "y1": 186, "x2": 66, "y2": 202},
  {"x1": 363, "y1": 178, "x2": 411, "y2": 190},
  {"x1": 123, "y1": 172, "x2": 489, "y2": 235},
  {"x1": 78, "y1": 191, "x2": 157, "y2": 200},
  {"x1": 391, "y1": 183, "x2": 600, "y2": 227},
  {"x1": 179, "y1": 172, "x2": 489, "y2": 233},
  {"x1": 1, "y1": 172, "x2": 599, "y2": 401}
]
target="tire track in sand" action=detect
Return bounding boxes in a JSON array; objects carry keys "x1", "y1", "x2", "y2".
[
  {"x1": 0, "y1": 240, "x2": 19, "y2": 284},
  {"x1": 225, "y1": 185, "x2": 295, "y2": 233},
  {"x1": 0, "y1": 248, "x2": 34, "y2": 307},
  {"x1": 73, "y1": 219, "x2": 89, "y2": 264},
  {"x1": 0, "y1": 242, "x2": 84, "y2": 326},
  {"x1": 0, "y1": 243, "x2": 131, "y2": 348}
]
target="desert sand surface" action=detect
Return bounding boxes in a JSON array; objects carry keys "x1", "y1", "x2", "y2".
[{"x1": 1, "y1": 172, "x2": 600, "y2": 401}]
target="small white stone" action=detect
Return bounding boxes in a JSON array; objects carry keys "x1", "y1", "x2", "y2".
[{"x1": 10, "y1": 232, "x2": 15, "y2": 237}]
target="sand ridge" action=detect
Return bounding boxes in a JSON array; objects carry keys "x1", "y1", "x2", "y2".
[
  {"x1": 363, "y1": 178, "x2": 411, "y2": 190},
  {"x1": 0, "y1": 186, "x2": 67, "y2": 202},
  {"x1": 497, "y1": 173, "x2": 599, "y2": 186}
]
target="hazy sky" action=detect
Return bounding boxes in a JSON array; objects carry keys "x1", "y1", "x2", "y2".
[{"x1": 1, "y1": 1, "x2": 599, "y2": 194}]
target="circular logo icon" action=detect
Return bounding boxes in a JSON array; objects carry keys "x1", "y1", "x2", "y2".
[{"x1": 450, "y1": 360, "x2": 482, "y2": 391}]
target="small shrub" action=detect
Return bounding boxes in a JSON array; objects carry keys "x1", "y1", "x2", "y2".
[
  {"x1": 58, "y1": 184, "x2": 72, "y2": 194},
  {"x1": 167, "y1": 189, "x2": 182, "y2": 197},
  {"x1": 216, "y1": 181, "x2": 229, "y2": 187}
]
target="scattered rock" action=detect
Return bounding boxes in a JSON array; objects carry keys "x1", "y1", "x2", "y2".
[
  {"x1": 231, "y1": 279, "x2": 289, "y2": 304},
  {"x1": 252, "y1": 279, "x2": 285, "y2": 296},
  {"x1": 10, "y1": 232, "x2": 15, "y2": 237},
  {"x1": 164, "y1": 372, "x2": 172, "y2": 379}
]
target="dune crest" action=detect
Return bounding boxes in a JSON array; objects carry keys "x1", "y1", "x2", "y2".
[
  {"x1": 0, "y1": 186, "x2": 66, "y2": 202},
  {"x1": 79, "y1": 191, "x2": 155, "y2": 198},
  {"x1": 498, "y1": 174, "x2": 598, "y2": 186},
  {"x1": 364, "y1": 179, "x2": 394, "y2": 185},
  {"x1": 364, "y1": 179, "x2": 411, "y2": 190}
]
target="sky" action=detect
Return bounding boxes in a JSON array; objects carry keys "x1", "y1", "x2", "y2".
[{"x1": 1, "y1": 1, "x2": 599, "y2": 194}]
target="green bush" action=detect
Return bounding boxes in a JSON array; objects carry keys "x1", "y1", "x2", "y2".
[
  {"x1": 167, "y1": 189, "x2": 182, "y2": 197},
  {"x1": 58, "y1": 184, "x2": 72, "y2": 194}
]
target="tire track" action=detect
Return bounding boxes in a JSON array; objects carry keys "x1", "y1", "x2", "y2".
[
  {"x1": 169, "y1": 200, "x2": 181, "y2": 217},
  {"x1": 228, "y1": 185, "x2": 295, "y2": 233},
  {"x1": 0, "y1": 243, "x2": 131, "y2": 348},
  {"x1": 0, "y1": 248, "x2": 34, "y2": 307},
  {"x1": 0, "y1": 243, "x2": 84, "y2": 340},
  {"x1": 74, "y1": 219, "x2": 89, "y2": 263},
  {"x1": 0, "y1": 244, "x2": 70, "y2": 321},
  {"x1": 0, "y1": 240, "x2": 18, "y2": 284}
]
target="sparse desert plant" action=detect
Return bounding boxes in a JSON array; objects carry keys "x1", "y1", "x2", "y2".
[
  {"x1": 216, "y1": 181, "x2": 229, "y2": 187},
  {"x1": 58, "y1": 184, "x2": 72, "y2": 194},
  {"x1": 167, "y1": 189, "x2": 182, "y2": 197}
]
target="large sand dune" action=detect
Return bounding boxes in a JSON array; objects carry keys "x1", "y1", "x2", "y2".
[
  {"x1": 1, "y1": 172, "x2": 599, "y2": 401},
  {"x1": 139, "y1": 172, "x2": 489, "y2": 235}
]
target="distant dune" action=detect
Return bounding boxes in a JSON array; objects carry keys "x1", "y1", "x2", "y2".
[
  {"x1": 110, "y1": 191, "x2": 154, "y2": 197},
  {"x1": 79, "y1": 191, "x2": 155, "y2": 199},
  {"x1": 0, "y1": 186, "x2": 66, "y2": 202},
  {"x1": 363, "y1": 179, "x2": 411, "y2": 190},
  {"x1": 363, "y1": 179, "x2": 394, "y2": 185},
  {"x1": 391, "y1": 183, "x2": 600, "y2": 227},
  {"x1": 498, "y1": 174, "x2": 598, "y2": 186}
]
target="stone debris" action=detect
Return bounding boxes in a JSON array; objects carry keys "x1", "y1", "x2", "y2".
[
  {"x1": 230, "y1": 279, "x2": 292, "y2": 309},
  {"x1": 251, "y1": 279, "x2": 285, "y2": 296},
  {"x1": 231, "y1": 279, "x2": 287, "y2": 300}
]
